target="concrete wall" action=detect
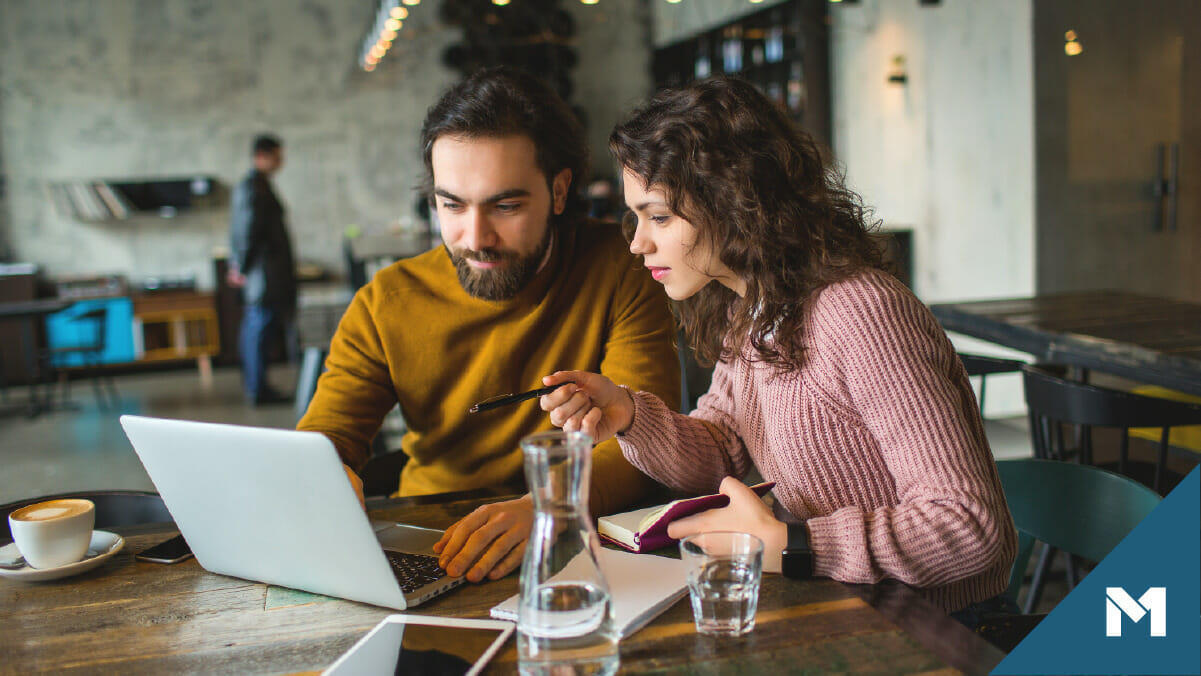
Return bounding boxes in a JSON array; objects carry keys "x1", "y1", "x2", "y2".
[
  {"x1": 0, "y1": 115, "x2": 8, "y2": 260},
  {"x1": 0, "y1": 0, "x2": 650, "y2": 287},
  {"x1": 637, "y1": 0, "x2": 1039, "y2": 416},
  {"x1": 830, "y1": 0, "x2": 1036, "y2": 415},
  {"x1": 649, "y1": 0, "x2": 1035, "y2": 297},
  {"x1": 830, "y1": 0, "x2": 1035, "y2": 303},
  {"x1": 569, "y1": 0, "x2": 654, "y2": 179}
]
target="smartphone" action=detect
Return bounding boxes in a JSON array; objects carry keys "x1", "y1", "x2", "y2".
[
  {"x1": 135, "y1": 534, "x2": 194, "y2": 564},
  {"x1": 324, "y1": 615, "x2": 514, "y2": 676}
]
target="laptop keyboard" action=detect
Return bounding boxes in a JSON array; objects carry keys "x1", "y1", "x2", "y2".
[{"x1": 385, "y1": 550, "x2": 450, "y2": 594}]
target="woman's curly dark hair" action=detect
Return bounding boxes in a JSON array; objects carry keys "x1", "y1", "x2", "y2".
[{"x1": 610, "y1": 77, "x2": 884, "y2": 371}]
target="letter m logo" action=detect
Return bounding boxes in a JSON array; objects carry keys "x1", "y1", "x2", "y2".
[{"x1": 1106, "y1": 587, "x2": 1167, "y2": 637}]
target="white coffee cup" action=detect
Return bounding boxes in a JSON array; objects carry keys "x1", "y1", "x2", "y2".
[{"x1": 8, "y1": 498, "x2": 96, "y2": 569}]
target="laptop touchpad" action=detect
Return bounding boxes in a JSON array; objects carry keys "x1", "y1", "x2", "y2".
[{"x1": 376, "y1": 523, "x2": 444, "y2": 555}]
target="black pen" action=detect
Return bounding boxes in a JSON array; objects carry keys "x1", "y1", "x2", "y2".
[{"x1": 468, "y1": 382, "x2": 572, "y2": 414}]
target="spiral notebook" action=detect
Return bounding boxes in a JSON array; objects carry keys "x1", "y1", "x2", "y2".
[{"x1": 489, "y1": 547, "x2": 688, "y2": 639}]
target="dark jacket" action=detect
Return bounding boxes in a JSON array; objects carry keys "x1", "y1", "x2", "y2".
[{"x1": 229, "y1": 170, "x2": 297, "y2": 310}]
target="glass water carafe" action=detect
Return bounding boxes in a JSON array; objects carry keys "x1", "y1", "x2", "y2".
[{"x1": 517, "y1": 431, "x2": 619, "y2": 676}]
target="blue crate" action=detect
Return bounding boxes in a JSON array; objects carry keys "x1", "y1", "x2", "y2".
[{"x1": 45, "y1": 298, "x2": 135, "y2": 367}]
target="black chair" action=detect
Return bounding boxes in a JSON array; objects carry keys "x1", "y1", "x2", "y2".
[
  {"x1": 47, "y1": 304, "x2": 119, "y2": 410},
  {"x1": 958, "y1": 353, "x2": 1024, "y2": 415},
  {"x1": 678, "y1": 329, "x2": 713, "y2": 414},
  {"x1": 1019, "y1": 364, "x2": 1201, "y2": 619},
  {"x1": 1023, "y1": 364, "x2": 1201, "y2": 494},
  {"x1": 361, "y1": 449, "x2": 409, "y2": 498},
  {"x1": 1, "y1": 491, "x2": 172, "y2": 543}
]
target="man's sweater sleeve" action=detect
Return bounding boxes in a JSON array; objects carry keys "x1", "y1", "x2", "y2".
[
  {"x1": 590, "y1": 262, "x2": 682, "y2": 516},
  {"x1": 297, "y1": 284, "x2": 398, "y2": 472},
  {"x1": 802, "y1": 280, "x2": 1016, "y2": 587}
]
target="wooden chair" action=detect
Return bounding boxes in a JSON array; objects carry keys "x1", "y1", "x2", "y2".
[
  {"x1": 995, "y1": 459, "x2": 1160, "y2": 614},
  {"x1": 958, "y1": 353, "x2": 1024, "y2": 415},
  {"x1": 1023, "y1": 364, "x2": 1201, "y2": 494},
  {"x1": 2, "y1": 491, "x2": 172, "y2": 543}
]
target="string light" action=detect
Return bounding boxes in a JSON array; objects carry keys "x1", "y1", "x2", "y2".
[
  {"x1": 1064, "y1": 29, "x2": 1082, "y2": 56},
  {"x1": 363, "y1": 1, "x2": 414, "y2": 72},
  {"x1": 493, "y1": 0, "x2": 511, "y2": 5}
]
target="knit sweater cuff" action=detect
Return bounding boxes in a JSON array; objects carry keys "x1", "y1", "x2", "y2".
[
  {"x1": 803, "y1": 514, "x2": 854, "y2": 581},
  {"x1": 616, "y1": 386, "x2": 658, "y2": 449}
]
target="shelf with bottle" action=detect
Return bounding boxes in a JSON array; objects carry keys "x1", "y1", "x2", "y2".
[{"x1": 652, "y1": 0, "x2": 829, "y2": 146}]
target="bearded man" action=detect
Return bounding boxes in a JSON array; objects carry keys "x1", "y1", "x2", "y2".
[{"x1": 297, "y1": 67, "x2": 680, "y2": 583}]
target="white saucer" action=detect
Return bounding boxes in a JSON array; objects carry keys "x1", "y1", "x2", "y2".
[{"x1": 0, "y1": 530, "x2": 125, "y2": 582}]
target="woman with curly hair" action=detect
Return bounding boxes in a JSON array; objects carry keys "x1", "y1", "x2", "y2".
[{"x1": 540, "y1": 77, "x2": 1016, "y2": 619}]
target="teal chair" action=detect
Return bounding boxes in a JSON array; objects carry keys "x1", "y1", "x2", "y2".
[{"x1": 997, "y1": 459, "x2": 1161, "y2": 614}]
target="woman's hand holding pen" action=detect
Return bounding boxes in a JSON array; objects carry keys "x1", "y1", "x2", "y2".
[{"x1": 540, "y1": 371, "x2": 635, "y2": 444}]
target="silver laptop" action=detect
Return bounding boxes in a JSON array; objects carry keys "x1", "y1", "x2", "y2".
[{"x1": 119, "y1": 415, "x2": 464, "y2": 610}]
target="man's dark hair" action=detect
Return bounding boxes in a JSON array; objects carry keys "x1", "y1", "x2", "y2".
[
  {"x1": 420, "y1": 67, "x2": 588, "y2": 221},
  {"x1": 252, "y1": 134, "x2": 282, "y2": 155}
]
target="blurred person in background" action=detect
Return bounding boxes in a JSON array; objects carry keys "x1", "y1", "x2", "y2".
[{"x1": 228, "y1": 133, "x2": 297, "y2": 406}]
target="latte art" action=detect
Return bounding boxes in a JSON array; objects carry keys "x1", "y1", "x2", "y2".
[{"x1": 11, "y1": 499, "x2": 93, "y2": 522}]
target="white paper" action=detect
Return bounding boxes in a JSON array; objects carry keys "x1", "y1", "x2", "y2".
[{"x1": 491, "y1": 547, "x2": 689, "y2": 639}]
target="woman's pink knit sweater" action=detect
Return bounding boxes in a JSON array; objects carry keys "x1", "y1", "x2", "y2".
[{"x1": 618, "y1": 269, "x2": 1016, "y2": 611}]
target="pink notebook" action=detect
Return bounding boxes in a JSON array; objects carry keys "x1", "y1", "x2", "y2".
[{"x1": 597, "y1": 482, "x2": 775, "y2": 553}]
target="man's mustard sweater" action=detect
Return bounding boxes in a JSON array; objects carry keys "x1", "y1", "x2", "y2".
[{"x1": 297, "y1": 220, "x2": 680, "y2": 515}]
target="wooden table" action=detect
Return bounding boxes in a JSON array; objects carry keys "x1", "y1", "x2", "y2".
[
  {"x1": 932, "y1": 290, "x2": 1201, "y2": 395},
  {"x1": 0, "y1": 492, "x2": 1004, "y2": 674}
]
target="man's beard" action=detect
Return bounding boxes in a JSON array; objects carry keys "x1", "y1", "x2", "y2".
[{"x1": 447, "y1": 226, "x2": 553, "y2": 301}]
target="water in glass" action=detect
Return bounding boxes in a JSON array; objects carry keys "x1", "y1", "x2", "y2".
[
  {"x1": 680, "y1": 531, "x2": 763, "y2": 637},
  {"x1": 517, "y1": 431, "x2": 619, "y2": 676}
]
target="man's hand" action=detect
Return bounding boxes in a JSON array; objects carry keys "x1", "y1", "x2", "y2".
[
  {"x1": 667, "y1": 476, "x2": 788, "y2": 574},
  {"x1": 343, "y1": 464, "x2": 365, "y2": 510},
  {"x1": 432, "y1": 495, "x2": 534, "y2": 582},
  {"x1": 226, "y1": 267, "x2": 246, "y2": 288},
  {"x1": 540, "y1": 371, "x2": 635, "y2": 444}
]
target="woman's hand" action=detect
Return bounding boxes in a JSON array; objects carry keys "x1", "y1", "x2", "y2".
[
  {"x1": 667, "y1": 476, "x2": 789, "y2": 574},
  {"x1": 432, "y1": 495, "x2": 534, "y2": 582},
  {"x1": 540, "y1": 371, "x2": 636, "y2": 444}
]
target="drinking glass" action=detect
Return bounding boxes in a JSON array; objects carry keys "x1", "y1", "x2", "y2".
[{"x1": 679, "y1": 531, "x2": 763, "y2": 637}]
